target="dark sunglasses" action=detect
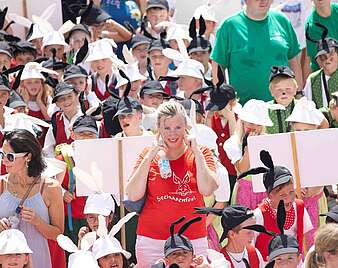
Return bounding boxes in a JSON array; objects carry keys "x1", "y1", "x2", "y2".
[{"x1": 0, "y1": 151, "x2": 28, "y2": 162}]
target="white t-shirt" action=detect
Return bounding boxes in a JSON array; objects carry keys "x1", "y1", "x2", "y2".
[
  {"x1": 214, "y1": 161, "x2": 231, "y2": 202},
  {"x1": 223, "y1": 247, "x2": 265, "y2": 268},
  {"x1": 272, "y1": 0, "x2": 313, "y2": 49},
  {"x1": 303, "y1": 73, "x2": 330, "y2": 108},
  {"x1": 254, "y1": 202, "x2": 313, "y2": 242}
]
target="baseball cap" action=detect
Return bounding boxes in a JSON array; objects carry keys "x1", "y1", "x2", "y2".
[
  {"x1": 140, "y1": 80, "x2": 168, "y2": 97},
  {"x1": 146, "y1": 0, "x2": 169, "y2": 11},
  {"x1": 72, "y1": 115, "x2": 98, "y2": 136},
  {"x1": 269, "y1": 66, "x2": 295, "y2": 82},
  {"x1": 315, "y1": 37, "x2": 338, "y2": 58},
  {"x1": 206, "y1": 84, "x2": 236, "y2": 112},
  {"x1": 64, "y1": 64, "x2": 88, "y2": 81},
  {"x1": 320, "y1": 204, "x2": 338, "y2": 223},
  {"x1": 130, "y1": 34, "x2": 151, "y2": 49},
  {"x1": 52, "y1": 82, "x2": 76, "y2": 103},
  {"x1": 114, "y1": 97, "x2": 143, "y2": 118}
]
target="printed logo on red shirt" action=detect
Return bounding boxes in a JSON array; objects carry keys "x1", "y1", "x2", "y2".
[{"x1": 172, "y1": 172, "x2": 192, "y2": 197}]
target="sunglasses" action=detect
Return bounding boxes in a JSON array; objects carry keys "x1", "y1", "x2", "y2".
[{"x1": 0, "y1": 151, "x2": 28, "y2": 162}]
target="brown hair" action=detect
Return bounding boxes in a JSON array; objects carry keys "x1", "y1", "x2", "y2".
[{"x1": 19, "y1": 79, "x2": 52, "y2": 106}]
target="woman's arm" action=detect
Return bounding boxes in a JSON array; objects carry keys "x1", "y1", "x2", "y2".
[
  {"x1": 234, "y1": 147, "x2": 250, "y2": 174},
  {"x1": 21, "y1": 180, "x2": 64, "y2": 240},
  {"x1": 126, "y1": 145, "x2": 163, "y2": 201}
]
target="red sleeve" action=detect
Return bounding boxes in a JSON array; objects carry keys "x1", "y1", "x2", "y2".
[{"x1": 199, "y1": 146, "x2": 216, "y2": 172}]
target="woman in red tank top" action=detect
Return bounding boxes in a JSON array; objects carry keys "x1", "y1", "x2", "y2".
[{"x1": 126, "y1": 101, "x2": 218, "y2": 268}]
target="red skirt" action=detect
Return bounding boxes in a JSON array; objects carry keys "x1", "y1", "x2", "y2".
[{"x1": 48, "y1": 239, "x2": 66, "y2": 268}]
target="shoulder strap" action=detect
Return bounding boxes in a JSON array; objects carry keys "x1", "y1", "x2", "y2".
[
  {"x1": 51, "y1": 112, "x2": 59, "y2": 139},
  {"x1": 322, "y1": 72, "x2": 331, "y2": 105},
  {"x1": 220, "y1": 248, "x2": 235, "y2": 268},
  {"x1": 91, "y1": 74, "x2": 97, "y2": 92},
  {"x1": 246, "y1": 245, "x2": 260, "y2": 268},
  {"x1": 276, "y1": 109, "x2": 284, "y2": 133}
]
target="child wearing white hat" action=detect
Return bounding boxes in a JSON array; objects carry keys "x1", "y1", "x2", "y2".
[
  {"x1": 0, "y1": 229, "x2": 33, "y2": 268},
  {"x1": 116, "y1": 45, "x2": 147, "y2": 99},
  {"x1": 286, "y1": 97, "x2": 329, "y2": 249},
  {"x1": 223, "y1": 99, "x2": 285, "y2": 210},
  {"x1": 18, "y1": 62, "x2": 58, "y2": 122},
  {"x1": 86, "y1": 38, "x2": 119, "y2": 101},
  {"x1": 77, "y1": 193, "x2": 115, "y2": 248}
]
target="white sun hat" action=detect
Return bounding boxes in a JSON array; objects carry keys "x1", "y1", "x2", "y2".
[
  {"x1": 172, "y1": 58, "x2": 204, "y2": 80},
  {"x1": 42, "y1": 31, "x2": 69, "y2": 49},
  {"x1": 286, "y1": 98, "x2": 324, "y2": 126},
  {"x1": 193, "y1": 4, "x2": 218, "y2": 23},
  {"x1": 84, "y1": 193, "x2": 115, "y2": 216},
  {"x1": 0, "y1": 229, "x2": 33, "y2": 255},
  {"x1": 85, "y1": 38, "x2": 117, "y2": 62},
  {"x1": 156, "y1": 21, "x2": 191, "y2": 42},
  {"x1": 115, "y1": 45, "x2": 146, "y2": 88},
  {"x1": 236, "y1": 99, "x2": 285, "y2": 127},
  {"x1": 57, "y1": 234, "x2": 99, "y2": 268},
  {"x1": 92, "y1": 213, "x2": 135, "y2": 261},
  {"x1": 20, "y1": 62, "x2": 58, "y2": 81}
]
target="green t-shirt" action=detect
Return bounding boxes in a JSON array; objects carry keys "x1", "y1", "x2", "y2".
[
  {"x1": 211, "y1": 10, "x2": 300, "y2": 104},
  {"x1": 305, "y1": 3, "x2": 338, "y2": 71}
]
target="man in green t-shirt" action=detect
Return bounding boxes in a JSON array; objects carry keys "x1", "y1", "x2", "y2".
[
  {"x1": 305, "y1": 0, "x2": 338, "y2": 72},
  {"x1": 211, "y1": 0, "x2": 301, "y2": 104}
]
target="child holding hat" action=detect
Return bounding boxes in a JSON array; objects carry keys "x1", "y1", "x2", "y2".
[
  {"x1": 0, "y1": 229, "x2": 33, "y2": 268},
  {"x1": 285, "y1": 97, "x2": 329, "y2": 248},
  {"x1": 223, "y1": 99, "x2": 284, "y2": 209},
  {"x1": 237, "y1": 150, "x2": 313, "y2": 261}
]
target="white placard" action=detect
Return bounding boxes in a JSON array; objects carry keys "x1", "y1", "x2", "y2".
[
  {"x1": 74, "y1": 136, "x2": 155, "y2": 202},
  {"x1": 74, "y1": 138, "x2": 119, "y2": 197},
  {"x1": 248, "y1": 128, "x2": 338, "y2": 192}
]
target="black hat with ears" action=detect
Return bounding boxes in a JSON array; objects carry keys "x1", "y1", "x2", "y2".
[
  {"x1": 164, "y1": 217, "x2": 201, "y2": 257},
  {"x1": 306, "y1": 22, "x2": 338, "y2": 58},
  {"x1": 265, "y1": 201, "x2": 300, "y2": 268},
  {"x1": 187, "y1": 15, "x2": 211, "y2": 54},
  {"x1": 237, "y1": 150, "x2": 293, "y2": 193}
]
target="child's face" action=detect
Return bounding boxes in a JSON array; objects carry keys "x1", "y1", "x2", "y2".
[
  {"x1": 243, "y1": 121, "x2": 263, "y2": 135},
  {"x1": 269, "y1": 182, "x2": 296, "y2": 211},
  {"x1": 141, "y1": 92, "x2": 164, "y2": 108},
  {"x1": 178, "y1": 76, "x2": 202, "y2": 95},
  {"x1": 132, "y1": 44, "x2": 149, "y2": 65},
  {"x1": 90, "y1": 58, "x2": 112, "y2": 76},
  {"x1": 0, "y1": 53, "x2": 11, "y2": 71},
  {"x1": 0, "y1": 90, "x2": 9, "y2": 107},
  {"x1": 273, "y1": 253, "x2": 301, "y2": 268},
  {"x1": 73, "y1": 131, "x2": 97, "y2": 140},
  {"x1": 292, "y1": 122, "x2": 318, "y2": 132},
  {"x1": 118, "y1": 80, "x2": 142, "y2": 99},
  {"x1": 149, "y1": 50, "x2": 170, "y2": 71},
  {"x1": 22, "y1": 78, "x2": 43, "y2": 97},
  {"x1": 67, "y1": 77, "x2": 87, "y2": 92},
  {"x1": 118, "y1": 111, "x2": 142, "y2": 133},
  {"x1": 1, "y1": 253, "x2": 29, "y2": 268},
  {"x1": 165, "y1": 249, "x2": 194, "y2": 268},
  {"x1": 69, "y1": 31, "x2": 89, "y2": 51},
  {"x1": 44, "y1": 44, "x2": 65, "y2": 60},
  {"x1": 229, "y1": 217, "x2": 256, "y2": 246},
  {"x1": 98, "y1": 253, "x2": 124, "y2": 268},
  {"x1": 14, "y1": 106, "x2": 29, "y2": 114},
  {"x1": 316, "y1": 49, "x2": 338, "y2": 76},
  {"x1": 190, "y1": 51, "x2": 210, "y2": 72},
  {"x1": 330, "y1": 106, "x2": 338, "y2": 122},
  {"x1": 15, "y1": 52, "x2": 35, "y2": 66},
  {"x1": 55, "y1": 92, "x2": 78, "y2": 114},
  {"x1": 269, "y1": 79, "x2": 297, "y2": 106},
  {"x1": 146, "y1": 7, "x2": 169, "y2": 32},
  {"x1": 85, "y1": 214, "x2": 111, "y2": 231}
]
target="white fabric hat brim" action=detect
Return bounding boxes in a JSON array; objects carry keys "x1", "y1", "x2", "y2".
[
  {"x1": 68, "y1": 251, "x2": 100, "y2": 268},
  {"x1": 238, "y1": 111, "x2": 273, "y2": 127},
  {"x1": 84, "y1": 193, "x2": 115, "y2": 216},
  {"x1": 172, "y1": 60, "x2": 204, "y2": 80},
  {"x1": 115, "y1": 74, "x2": 147, "y2": 88},
  {"x1": 0, "y1": 230, "x2": 33, "y2": 255}
]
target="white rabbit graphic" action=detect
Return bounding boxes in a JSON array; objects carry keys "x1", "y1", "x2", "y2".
[{"x1": 173, "y1": 172, "x2": 192, "y2": 197}]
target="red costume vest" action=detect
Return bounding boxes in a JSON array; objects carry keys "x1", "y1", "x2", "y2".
[
  {"x1": 255, "y1": 199, "x2": 304, "y2": 261},
  {"x1": 221, "y1": 245, "x2": 259, "y2": 268}
]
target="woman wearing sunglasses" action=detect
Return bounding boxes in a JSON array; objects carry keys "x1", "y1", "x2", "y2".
[{"x1": 0, "y1": 129, "x2": 64, "y2": 268}]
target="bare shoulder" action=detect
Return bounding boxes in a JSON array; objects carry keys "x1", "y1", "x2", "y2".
[{"x1": 43, "y1": 177, "x2": 62, "y2": 194}]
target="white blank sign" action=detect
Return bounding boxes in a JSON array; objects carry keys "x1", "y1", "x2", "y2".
[{"x1": 248, "y1": 128, "x2": 338, "y2": 192}]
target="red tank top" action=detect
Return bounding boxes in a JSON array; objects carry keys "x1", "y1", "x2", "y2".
[
  {"x1": 211, "y1": 113, "x2": 237, "y2": 176},
  {"x1": 255, "y1": 199, "x2": 304, "y2": 261},
  {"x1": 221, "y1": 245, "x2": 260, "y2": 268},
  {"x1": 137, "y1": 147, "x2": 215, "y2": 240}
]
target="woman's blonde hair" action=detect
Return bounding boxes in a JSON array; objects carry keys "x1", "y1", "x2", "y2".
[
  {"x1": 156, "y1": 101, "x2": 188, "y2": 128},
  {"x1": 19, "y1": 79, "x2": 52, "y2": 106},
  {"x1": 304, "y1": 224, "x2": 338, "y2": 268}
]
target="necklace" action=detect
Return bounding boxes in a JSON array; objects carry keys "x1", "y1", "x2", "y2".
[{"x1": 227, "y1": 250, "x2": 245, "y2": 263}]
